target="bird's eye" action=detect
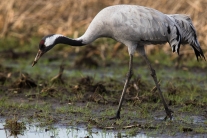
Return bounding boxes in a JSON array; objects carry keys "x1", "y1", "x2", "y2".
[
  {"x1": 39, "y1": 44, "x2": 45, "y2": 50},
  {"x1": 39, "y1": 40, "x2": 45, "y2": 50}
]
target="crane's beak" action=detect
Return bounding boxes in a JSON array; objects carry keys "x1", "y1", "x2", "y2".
[{"x1": 32, "y1": 50, "x2": 44, "y2": 67}]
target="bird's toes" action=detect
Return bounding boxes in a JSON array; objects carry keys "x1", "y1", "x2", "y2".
[
  {"x1": 164, "y1": 108, "x2": 174, "y2": 121},
  {"x1": 109, "y1": 113, "x2": 120, "y2": 120},
  {"x1": 109, "y1": 116, "x2": 120, "y2": 120}
]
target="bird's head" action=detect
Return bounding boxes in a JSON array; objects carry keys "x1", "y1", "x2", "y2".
[{"x1": 32, "y1": 34, "x2": 61, "y2": 66}]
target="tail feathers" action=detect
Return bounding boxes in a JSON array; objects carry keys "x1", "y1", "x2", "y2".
[
  {"x1": 168, "y1": 14, "x2": 205, "y2": 61},
  {"x1": 169, "y1": 25, "x2": 181, "y2": 55},
  {"x1": 192, "y1": 45, "x2": 206, "y2": 61}
]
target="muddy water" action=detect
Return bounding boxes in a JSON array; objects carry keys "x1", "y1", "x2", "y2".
[{"x1": 0, "y1": 121, "x2": 148, "y2": 138}]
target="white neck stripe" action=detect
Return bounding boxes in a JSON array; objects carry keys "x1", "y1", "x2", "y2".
[{"x1": 44, "y1": 34, "x2": 63, "y2": 47}]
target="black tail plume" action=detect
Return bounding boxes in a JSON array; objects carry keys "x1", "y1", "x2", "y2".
[{"x1": 192, "y1": 46, "x2": 206, "y2": 61}]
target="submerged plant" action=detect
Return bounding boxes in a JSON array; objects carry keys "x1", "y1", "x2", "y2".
[{"x1": 4, "y1": 116, "x2": 26, "y2": 137}]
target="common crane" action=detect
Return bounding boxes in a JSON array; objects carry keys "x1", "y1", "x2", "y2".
[{"x1": 32, "y1": 5, "x2": 205, "y2": 120}]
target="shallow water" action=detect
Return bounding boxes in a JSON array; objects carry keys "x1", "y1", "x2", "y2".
[{"x1": 0, "y1": 121, "x2": 149, "y2": 138}]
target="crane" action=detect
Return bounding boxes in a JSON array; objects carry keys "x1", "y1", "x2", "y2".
[{"x1": 32, "y1": 5, "x2": 205, "y2": 120}]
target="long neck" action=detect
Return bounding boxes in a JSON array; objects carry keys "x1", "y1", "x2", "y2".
[{"x1": 55, "y1": 35, "x2": 86, "y2": 46}]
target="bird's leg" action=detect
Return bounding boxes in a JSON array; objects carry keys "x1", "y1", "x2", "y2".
[
  {"x1": 143, "y1": 55, "x2": 173, "y2": 120},
  {"x1": 110, "y1": 54, "x2": 133, "y2": 120}
]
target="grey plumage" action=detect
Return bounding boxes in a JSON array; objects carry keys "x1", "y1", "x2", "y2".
[
  {"x1": 80, "y1": 5, "x2": 182, "y2": 55},
  {"x1": 168, "y1": 14, "x2": 205, "y2": 60},
  {"x1": 32, "y1": 5, "x2": 205, "y2": 120}
]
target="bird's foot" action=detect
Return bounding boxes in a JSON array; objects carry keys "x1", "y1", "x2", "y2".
[
  {"x1": 164, "y1": 108, "x2": 174, "y2": 120},
  {"x1": 109, "y1": 112, "x2": 120, "y2": 120},
  {"x1": 109, "y1": 116, "x2": 120, "y2": 120}
]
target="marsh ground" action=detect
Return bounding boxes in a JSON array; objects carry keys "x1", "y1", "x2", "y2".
[{"x1": 0, "y1": 37, "x2": 207, "y2": 137}]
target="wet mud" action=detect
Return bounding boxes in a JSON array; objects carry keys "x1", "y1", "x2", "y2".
[{"x1": 0, "y1": 47, "x2": 207, "y2": 137}]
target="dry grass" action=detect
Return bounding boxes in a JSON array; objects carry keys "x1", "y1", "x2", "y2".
[{"x1": 0, "y1": 0, "x2": 206, "y2": 55}]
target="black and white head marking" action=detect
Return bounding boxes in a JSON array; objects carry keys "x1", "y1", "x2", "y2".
[
  {"x1": 44, "y1": 34, "x2": 64, "y2": 47},
  {"x1": 39, "y1": 40, "x2": 45, "y2": 50}
]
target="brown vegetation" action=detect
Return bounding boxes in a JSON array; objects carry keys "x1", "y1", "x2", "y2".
[{"x1": 0, "y1": 0, "x2": 206, "y2": 54}]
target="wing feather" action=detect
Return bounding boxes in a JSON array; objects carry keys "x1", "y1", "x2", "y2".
[
  {"x1": 108, "y1": 5, "x2": 180, "y2": 47},
  {"x1": 168, "y1": 14, "x2": 205, "y2": 60}
]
